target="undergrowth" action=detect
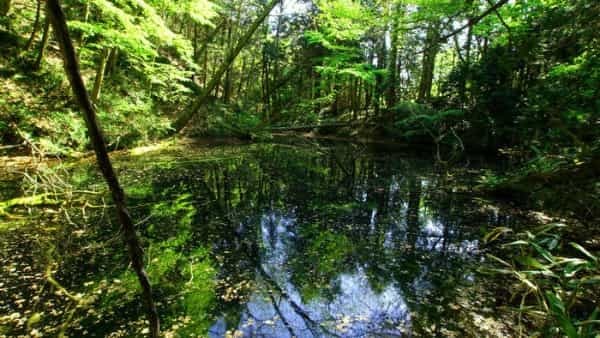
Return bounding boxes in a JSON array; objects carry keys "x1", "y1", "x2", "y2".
[{"x1": 484, "y1": 224, "x2": 600, "y2": 337}]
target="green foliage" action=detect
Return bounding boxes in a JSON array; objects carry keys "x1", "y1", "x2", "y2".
[
  {"x1": 389, "y1": 101, "x2": 466, "y2": 150},
  {"x1": 313, "y1": 0, "x2": 372, "y2": 42},
  {"x1": 89, "y1": 193, "x2": 216, "y2": 335},
  {"x1": 442, "y1": 0, "x2": 600, "y2": 152},
  {"x1": 148, "y1": 0, "x2": 219, "y2": 26},
  {"x1": 193, "y1": 105, "x2": 263, "y2": 139},
  {"x1": 305, "y1": 0, "x2": 378, "y2": 83},
  {"x1": 38, "y1": 110, "x2": 88, "y2": 154},
  {"x1": 97, "y1": 91, "x2": 172, "y2": 148},
  {"x1": 69, "y1": 0, "x2": 214, "y2": 62},
  {"x1": 279, "y1": 99, "x2": 321, "y2": 126},
  {"x1": 144, "y1": 193, "x2": 217, "y2": 334},
  {"x1": 485, "y1": 223, "x2": 600, "y2": 337}
]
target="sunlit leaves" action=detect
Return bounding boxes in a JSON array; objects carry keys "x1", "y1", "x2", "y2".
[
  {"x1": 70, "y1": 0, "x2": 217, "y2": 67},
  {"x1": 315, "y1": 0, "x2": 372, "y2": 42},
  {"x1": 153, "y1": 0, "x2": 219, "y2": 26},
  {"x1": 303, "y1": 0, "x2": 382, "y2": 84}
]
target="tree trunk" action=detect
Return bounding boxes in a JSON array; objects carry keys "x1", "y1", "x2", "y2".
[
  {"x1": 24, "y1": 0, "x2": 42, "y2": 51},
  {"x1": 271, "y1": 2, "x2": 284, "y2": 119},
  {"x1": 459, "y1": 0, "x2": 474, "y2": 104},
  {"x1": 385, "y1": 4, "x2": 401, "y2": 116},
  {"x1": 262, "y1": 51, "x2": 271, "y2": 122},
  {"x1": 203, "y1": 44, "x2": 208, "y2": 87},
  {"x1": 45, "y1": 1, "x2": 160, "y2": 337},
  {"x1": 417, "y1": 22, "x2": 440, "y2": 103},
  {"x1": 223, "y1": 18, "x2": 233, "y2": 103},
  {"x1": 237, "y1": 55, "x2": 247, "y2": 97},
  {"x1": 172, "y1": 0, "x2": 281, "y2": 132},
  {"x1": 34, "y1": 17, "x2": 50, "y2": 70},
  {"x1": 192, "y1": 23, "x2": 198, "y2": 61},
  {"x1": 91, "y1": 47, "x2": 109, "y2": 103},
  {"x1": 105, "y1": 47, "x2": 119, "y2": 75}
]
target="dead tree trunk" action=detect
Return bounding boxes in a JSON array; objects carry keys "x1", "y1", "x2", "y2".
[{"x1": 45, "y1": 1, "x2": 160, "y2": 336}]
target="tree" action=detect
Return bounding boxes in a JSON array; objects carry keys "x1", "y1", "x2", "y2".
[
  {"x1": 45, "y1": 0, "x2": 160, "y2": 336},
  {"x1": 33, "y1": 17, "x2": 51, "y2": 70},
  {"x1": 172, "y1": 0, "x2": 281, "y2": 132},
  {"x1": 417, "y1": 20, "x2": 441, "y2": 103}
]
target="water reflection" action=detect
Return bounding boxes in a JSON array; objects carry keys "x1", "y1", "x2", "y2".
[
  {"x1": 210, "y1": 212, "x2": 411, "y2": 338},
  {"x1": 0, "y1": 143, "x2": 519, "y2": 336},
  {"x1": 186, "y1": 145, "x2": 515, "y2": 336}
]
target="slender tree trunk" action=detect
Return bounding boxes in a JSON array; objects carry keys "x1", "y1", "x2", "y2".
[
  {"x1": 418, "y1": 22, "x2": 440, "y2": 103},
  {"x1": 24, "y1": 0, "x2": 42, "y2": 51},
  {"x1": 372, "y1": 40, "x2": 385, "y2": 118},
  {"x1": 193, "y1": 23, "x2": 198, "y2": 61},
  {"x1": 356, "y1": 79, "x2": 361, "y2": 119},
  {"x1": 91, "y1": 47, "x2": 109, "y2": 103},
  {"x1": 203, "y1": 45, "x2": 208, "y2": 87},
  {"x1": 223, "y1": 18, "x2": 233, "y2": 103},
  {"x1": 262, "y1": 53, "x2": 271, "y2": 122},
  {"x1": 271, "y1": 2, "x2": 284, "y2": 119},
  {"x1": 173, "y1": 0, "x2": 281, "y2": 132},
  {"x1": 83, "y1": 0, "x2": 90, "y2": 22},
  {"x1": 45, "y1": 1, "x2": 160, "y2": 337},
  {"x1": 34, "y1": 17, "x2": 50, "y2": 70},
  {"x1": 244, "y1": 54, "x2": 255, "y2": 96},
  {"x1": 105, "y1": 47, "x2": 118, "y2": 75},
  {"x1": 237, "y1": 55, "x2": 246, "y2": 97},
  {"x1": 385, "y1": 4, "x2": 401, "y2": 117},
  {"x1": 262, "y1": 16, "x2": 271, "y2": 119},
  {"x1": 458, "y1": 0, "x2": 474, "y2": 104}
]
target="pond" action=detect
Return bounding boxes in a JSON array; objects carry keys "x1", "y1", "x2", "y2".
[{"x1": 0, "y1": 141, "x2": 522, "y2": 337}]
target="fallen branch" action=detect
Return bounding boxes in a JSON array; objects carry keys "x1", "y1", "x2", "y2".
[{"x1": 0, "y1": 143, "x2": 25, "y2": 151}]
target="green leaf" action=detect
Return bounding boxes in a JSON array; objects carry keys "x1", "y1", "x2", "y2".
[
  {"x1": 545, "y1": 292, "x2": 578, "y2": 338},
  {"x1": 483, "y1": 227, "x2": 513, "y2": 243},
  {"x1": 570, "y1": 242, "x2": 598, "y2": 262},
  {"x1": 516, "y1": 255, "x2": 546, "y2": 270}
]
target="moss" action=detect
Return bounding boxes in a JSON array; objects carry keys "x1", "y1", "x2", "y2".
[{"x1": 0, "y1": 193, "x2": 59, "y2": 218}]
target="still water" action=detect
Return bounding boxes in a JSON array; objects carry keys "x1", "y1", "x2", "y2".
[{"x1": 0, "y1": 142, "x2": 519, "y2": 337}]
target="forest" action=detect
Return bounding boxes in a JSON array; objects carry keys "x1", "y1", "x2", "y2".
[{"x1": 0, "y1": 0, "x2": 598, "y2": 337}]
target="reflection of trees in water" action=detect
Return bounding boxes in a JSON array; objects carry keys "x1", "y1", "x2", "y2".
[
  {"x1": 126, "y1": 144, "x2": 516, "y2": 336},
  {"x1": 0, "y1": 145, "x2": 520, "y2": 337},
  {"x1": 210, "y1": 212, "x2": 411, "y2": 338}
]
